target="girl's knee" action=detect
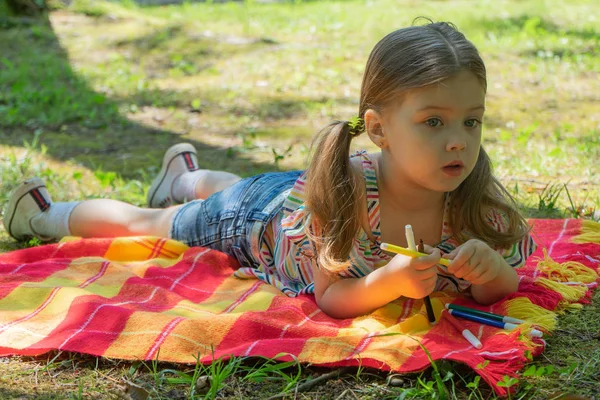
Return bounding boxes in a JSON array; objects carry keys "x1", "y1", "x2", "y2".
[
  {"x1": 147, "y1": 206, "x2": 182, "y2": 237},
  {"x1": 197, "y1": 171, "x2": 241, "y2": 198}
]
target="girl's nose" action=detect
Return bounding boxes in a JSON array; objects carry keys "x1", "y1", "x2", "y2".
[{"x1": 446, "y1": 140, "x2": 466, "y2": 152}]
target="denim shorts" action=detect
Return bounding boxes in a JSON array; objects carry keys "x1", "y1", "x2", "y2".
[{"x1": 169, "y1": 170, "x2": 303, "y2": 269}]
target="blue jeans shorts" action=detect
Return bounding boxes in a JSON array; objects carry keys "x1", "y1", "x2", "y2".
[{"x1": 169, "y1": 170, "x2": 303, "y2": 269}]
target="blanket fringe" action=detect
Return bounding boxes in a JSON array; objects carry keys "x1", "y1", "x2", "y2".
[
  {"x1": 535, "y1": 278, "x2": 588, "y2": 303},
  {"x1": 529, "y1": 247, "x2": 597, "y2": 307},
  {"x1": 558, "y1": 301, "x2": 583, "y2": 312},
  {"x1": 471, "y1": 331, "x2": 531, "y2": 397},
  {"x1": 503, "y1": 297, "x2": 556, "y2": 331},
  {"x1": 571, "y1": 220, "x2": 600, "y2": 244},
  {"x1": 534, "y1": 248, "x2": 598, "y2": 283}
]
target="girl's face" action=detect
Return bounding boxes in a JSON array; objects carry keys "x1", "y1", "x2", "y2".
[{"x1": 379, "y1": 70, "x2": 486, "y2": 193}]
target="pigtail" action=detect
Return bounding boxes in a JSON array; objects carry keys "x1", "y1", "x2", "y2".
[{"x1": 304, "y1": 121, "x2": 361, "y2": 275}]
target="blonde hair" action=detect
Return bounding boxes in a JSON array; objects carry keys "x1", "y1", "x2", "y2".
[{"x1": 304, "y1": 21, "x2": 530, "y2": 275}]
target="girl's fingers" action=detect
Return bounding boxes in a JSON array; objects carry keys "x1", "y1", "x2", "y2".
[
  {"x1": 446, "y1": 248, "x2": 457, "y2": 260},
  {"x1": 463, "y1": 266, "x2": 486, "y2": 282},
  {"x1": 471, "y1": 265, "x2": 498, "y2": 285},
  {"x1": 455, "y1": 250, "x2": 485, "y2": 278},
  {"x1": 422, "y1": 274, "x2": 437, "y2": 286},
  {"x1": 418, "y1": 266, "x2": 438, "y2": 280},
  {"x1": 416, "y1": 275, "x2": 437, "y2": 297},
  {"x1": 423, "y1": 244, "x2": 435, "y2": 254},
  {"x1": 448, "y1": 253, "x2": 469, "y2": 274},
  {"x1": 414, "y1": 249, "x2": 441, "y2": 271},
  {"x1": 454, "y1": 263, "x2": 477, "y2": 279},
  {"x1": 448, "y1": 246, "x2": 478, "y2": 274}
]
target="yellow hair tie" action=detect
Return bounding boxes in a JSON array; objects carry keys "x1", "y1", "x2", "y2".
[{"x1": 347, "y1": 117, "x2": 364, "y2": 136}]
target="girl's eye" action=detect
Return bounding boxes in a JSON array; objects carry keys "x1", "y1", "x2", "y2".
[
  {"x1": 465, "y1": 119, "x2": 481, "y2": 128},
  {"x1": 424, "y1": 118, "x2": 482, "y2": 128},
  {"x1": 425, "y1": 118, "x2": 442, "y2": 127}
]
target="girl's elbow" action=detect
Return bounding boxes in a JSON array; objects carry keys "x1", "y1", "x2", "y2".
[
  {"x1": 472, "y1": 292, "x2": 500, "y2": 306},
  {"x1": 316, "y1": 284, "x2": 369, "y2": 319},
  {"x1": 471, "y1": 283, "x2": 517, "y2": 305},
  {"x1": 316, "y1": 292, "x2": 351, "y2": 319}
]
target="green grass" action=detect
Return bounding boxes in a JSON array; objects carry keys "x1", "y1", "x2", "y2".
[{"x1": 0, "y1": 0, "x2": 599, "y2": 398}]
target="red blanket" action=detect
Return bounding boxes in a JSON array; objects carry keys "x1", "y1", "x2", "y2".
[{"x1": 0, "y1": 219, "x2": 598, "y2": 395}]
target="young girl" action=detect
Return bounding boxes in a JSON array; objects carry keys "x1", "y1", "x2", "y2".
[{"x1": 3, "y1": 21, "x2": 536, "y2": 319}]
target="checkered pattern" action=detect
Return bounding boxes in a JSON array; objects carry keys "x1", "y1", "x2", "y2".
[{"x1": 0, "y1": 219, "x2": 598, "y2": 396}]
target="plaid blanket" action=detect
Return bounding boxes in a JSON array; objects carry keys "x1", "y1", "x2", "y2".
[{"x1": 0, "y1": 219, "x2": 598, "y2": 396}]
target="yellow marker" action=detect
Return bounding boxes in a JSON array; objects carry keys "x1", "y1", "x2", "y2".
[{"x1": 380, "y1": 242, "x2": 451, "y2": 267}]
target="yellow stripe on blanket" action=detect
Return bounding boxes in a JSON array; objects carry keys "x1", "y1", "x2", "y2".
[
  {"x1": 104, "y1": 237, "x2": 189, "y2": 262},
  {"x1": 0, "y1": 287, "x2": 83, "y2": 349}
]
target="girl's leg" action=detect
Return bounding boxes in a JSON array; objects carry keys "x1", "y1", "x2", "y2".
[
  {"x1": 68, "y1": 200, "x2": 183, "y2": 238},
  {"x1": 69, "y1": 165, "x2": 244, "y2": 237},
  {"x1": 192, "y1": 170, "x2": 242, "y2": 200},
  {"x1": 3, "y1": 143, "x2": 241, "y2": 241},
  {"x1": 2, "y1": 177, "x2": 183, "y2": 241},
  {"x1": 147, "y1": 143, "x2": 242, "y2": 208}
]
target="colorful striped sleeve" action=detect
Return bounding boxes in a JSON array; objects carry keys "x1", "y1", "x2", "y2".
[{"x1": 486, "y1": 208, "x2": 537, "y2": 268}]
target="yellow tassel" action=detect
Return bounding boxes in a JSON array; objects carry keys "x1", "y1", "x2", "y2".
[
  {"x1": 535, "y1": 278, "x2": 588, "y2": 302},
  {"x1": 572, "y1": 220, "x2": 600, "y2": 244},
  {"x1": 516, "y1": 330, "x2": 538, "y2": 348},
  {"x1": 504, "y1": 297, "x2": 557, "y2": 331},
  {"x1": 558, "y1": 302, "x2": 584, "y2": 312},
  {"x1": 494, "y1": 328, "x2": 541, "y2": 349},
  {"x1": 534, "y1": 248, "x2": 598, "y2": 283}
]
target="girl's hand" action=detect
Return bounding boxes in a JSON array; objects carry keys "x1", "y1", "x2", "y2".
[
  {"x1": 387, "y1": 249, "x2": 441, "y2": 299},
  {"x1": 445, "y1": 239, "x2": 504, "y2": 285}
]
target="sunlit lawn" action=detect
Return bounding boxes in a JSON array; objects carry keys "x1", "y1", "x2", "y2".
[{"x1": 0, "y1": 0, "x2": 598, "y2": 398}]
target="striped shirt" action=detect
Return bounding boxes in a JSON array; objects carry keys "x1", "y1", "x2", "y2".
[{"x1": 234, "y1": 150, "x2": 537, "y2": 297}]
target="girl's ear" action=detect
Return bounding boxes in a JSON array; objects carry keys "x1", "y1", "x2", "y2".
[{"x1": 364, "y1": 109, "x2": 386, "y2": 148}]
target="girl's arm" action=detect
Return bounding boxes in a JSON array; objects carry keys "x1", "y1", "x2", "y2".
[
  {"x1": 312, "y1": 251, "x2": 441, "y2": 319},
  {"x1": 446, "y1": 239, "x2": 519, "y2": 305},
  {"x1": 471, "y1": 230, "x2": 536, "y2": 304}
]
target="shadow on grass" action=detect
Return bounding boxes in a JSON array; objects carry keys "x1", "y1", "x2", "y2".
[
  {"x1": 119, "y1": 85, "x2": 344, "y2": 123},
  {"x1": 113, "y1": 23, "x2": 279, "y2": 59},
  {"x1": 0, "y1": 388, "x2": 67, "y2": 399},
  {"x1": 0, "y1": 11, "x2": 290, "y2": 183}
]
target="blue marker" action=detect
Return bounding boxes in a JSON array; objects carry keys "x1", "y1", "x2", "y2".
[
  {"x1": 448, "y1": 309, "x2": 543, "y2": 338},
  {"x1": 445, "y1": 303, "x2": 525, "y2": 325}
]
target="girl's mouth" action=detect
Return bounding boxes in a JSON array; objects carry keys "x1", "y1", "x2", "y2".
[{"x1": 442, "y1": 161, "x2": 464, "y2": 177}]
